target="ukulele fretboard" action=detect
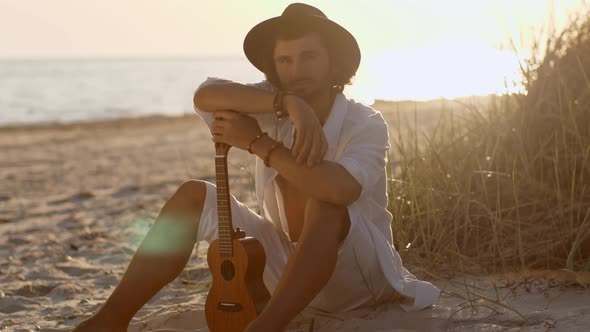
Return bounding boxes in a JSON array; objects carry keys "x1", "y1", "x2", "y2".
[{"x1": 215, "y1": 153, "x2": 234, "y2": 256}]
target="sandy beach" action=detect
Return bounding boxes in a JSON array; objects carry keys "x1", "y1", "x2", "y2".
[{"x1": 1, "y1": 113, "x2": 589, "y2": 331}]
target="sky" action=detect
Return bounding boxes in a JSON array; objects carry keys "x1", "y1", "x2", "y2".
[{"x1": 0, "y1": 0, "x2": 587, "y2": 100}]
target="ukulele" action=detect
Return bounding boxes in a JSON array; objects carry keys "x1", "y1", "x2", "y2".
[{"x1": 205, "y1": 142, "x2": 271, "y2": 332}]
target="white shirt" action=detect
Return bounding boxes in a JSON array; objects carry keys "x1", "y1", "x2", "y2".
[{"x1": 194, "y1": 77, "x2": 440, "y2": 311}]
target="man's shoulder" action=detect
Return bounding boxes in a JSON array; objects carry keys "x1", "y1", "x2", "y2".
[
  {"x1": 343, "y1": 96, "x2": 387, "y2": 127},
  {"x1": 340, "y1": 96, "x2": 391, "y2": 149}
]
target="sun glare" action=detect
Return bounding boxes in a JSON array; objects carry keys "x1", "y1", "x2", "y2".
[
  {"x1": 336, "y1": 0, "x2": 584, "y2": 103},
  {"x1": 348, "y1": 39, "x2": 526, "y2": 103}
]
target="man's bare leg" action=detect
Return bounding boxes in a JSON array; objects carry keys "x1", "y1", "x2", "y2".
[
  {"x1": 74, "y1": 180, "x2": 207, "y2": 331},
  {"x1": 246, "y1": 199, "x2": 350, "y2": 332}
]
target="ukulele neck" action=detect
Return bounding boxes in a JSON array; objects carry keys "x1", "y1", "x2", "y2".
[{"x1": 215, "y1": 146, "x2": 234, "y2": 257}]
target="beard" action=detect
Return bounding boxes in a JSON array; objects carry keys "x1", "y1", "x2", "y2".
[{"x1": 285, "y1": 79, "x2": 331, "y2": 103}]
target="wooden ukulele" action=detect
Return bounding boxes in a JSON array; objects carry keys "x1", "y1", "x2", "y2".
[{"x1": 205, "y1": 142, "x2": 271, "y2": 332}]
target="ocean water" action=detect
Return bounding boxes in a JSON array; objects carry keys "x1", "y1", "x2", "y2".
[
  {"x1": 0, "y1": 52, "x2": 522, "y2": 126},
  {"x1": 0, "y1": 57, "x2": 264, "y2": 126}
]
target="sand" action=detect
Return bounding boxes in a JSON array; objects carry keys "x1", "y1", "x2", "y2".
[{"x1": 1, "y1": 114, "x2": 589, "y2": 331}]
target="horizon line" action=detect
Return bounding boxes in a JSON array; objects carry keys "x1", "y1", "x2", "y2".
[{"x1": 0, "y1": 54, "x2": 247, "y2": 62}]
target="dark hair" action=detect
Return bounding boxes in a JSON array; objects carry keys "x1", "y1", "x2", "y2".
[{"x1": 262, "y1": 21, "x2": 354, "y2": 92}]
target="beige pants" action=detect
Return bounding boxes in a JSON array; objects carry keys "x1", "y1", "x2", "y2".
[{"x1": 197, "y1": 181, "x2": 398, "y2": 312}]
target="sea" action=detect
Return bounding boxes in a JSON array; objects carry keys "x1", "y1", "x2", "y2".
[
  {"x1": 0, "y1": 57, "x2": 269, "y2": 126},
  {"x1": 0, "y1": 51, "x2": 523, "y2": 127}
]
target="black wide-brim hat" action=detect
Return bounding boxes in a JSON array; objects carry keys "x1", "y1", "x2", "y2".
[{"x1": 243, "y1": 3, "x2": 361, "y2": 80}]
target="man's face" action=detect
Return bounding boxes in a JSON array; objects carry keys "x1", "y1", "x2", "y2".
[{"x1": 273, "y1": 32, "x2": 332, "y2": 100}]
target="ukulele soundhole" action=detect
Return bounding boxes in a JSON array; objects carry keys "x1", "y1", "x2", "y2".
[{"x1": 221, "y1": 260, "x2": 235, "y2": 281}]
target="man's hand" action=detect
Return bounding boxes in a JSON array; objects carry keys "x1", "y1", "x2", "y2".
[
  {"x1": 211, "y1": 110, "x2": 262, "y2": 150},
  {"x1": 284, "y1": 95, "x2": 328, "y2": 167}
]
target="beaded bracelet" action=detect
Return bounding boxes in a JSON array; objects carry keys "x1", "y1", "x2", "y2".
[
  {"x1": 247, "y1": 132, "x2": 268, "y2": 154},
  {"x1": 263, "y1": 141, "x2": 281, "y2": 167}
]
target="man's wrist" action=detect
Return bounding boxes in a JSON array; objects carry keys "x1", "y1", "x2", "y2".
[
  {"x1": 282, "y1": 94, "x2": 302, "y2": 117},
  {"x1": 250, "y1": 135, "x2": 275, "y2": 157},
  {"x1": 247, "y1": 131, "x2": 268, "y2": 154},
  {"x1": 251, "y1": 136, "x2": 281, "y2": 166}
]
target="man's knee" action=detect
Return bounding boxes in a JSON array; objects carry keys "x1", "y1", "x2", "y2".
[
  {"x1": 174, "y1": 180, "x2": 208, "y2": 208},
  {"x1": 304, "y1": 199, "x2": 350, "y2": 242},
  {"x1": 153, "y1": 180, "x2": 209, "y2": 242}
]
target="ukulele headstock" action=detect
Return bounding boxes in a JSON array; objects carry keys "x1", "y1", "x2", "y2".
[{"x1": 215, "y1": 142, "x2": 231, "y2": 156}]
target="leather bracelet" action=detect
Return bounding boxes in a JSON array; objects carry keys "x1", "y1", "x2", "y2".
[
  {"x1": 263, "y1": 141, "x2": 281, "y2": 167},
  {"x1": 247, "y1": 132, "x2": 268, "y2": 154},
  {"x1": 273, "y1": 91, "x2": 283, "y2": 118},
  {"x1": 273, "y1": 90, "x2": 290, "y2": 119}
]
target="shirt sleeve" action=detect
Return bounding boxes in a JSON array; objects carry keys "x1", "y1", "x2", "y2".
[
  {"x1": 335, "y1": 111, "x2": 390, "y2": 198},
  {"x1": 192, "y1": 76, "x2": 276, "y2": 131}
]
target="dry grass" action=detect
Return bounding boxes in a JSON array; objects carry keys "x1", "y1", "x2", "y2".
[{"x1": 387, "y1": 8, "x2": 590, "y2": 275}]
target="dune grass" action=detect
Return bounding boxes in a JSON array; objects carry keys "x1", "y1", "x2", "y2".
[{"x1": 387, "y1": 9, "x2": 590, "y2": 275}]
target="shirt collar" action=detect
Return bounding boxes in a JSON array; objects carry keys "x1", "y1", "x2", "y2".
[{"x1": 323, "y1": 93, "x2": 348, "y2": 149}]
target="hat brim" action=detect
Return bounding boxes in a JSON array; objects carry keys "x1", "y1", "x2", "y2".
[{"x1": 243, "y1": 15, "x2": 361, "y2": 80}]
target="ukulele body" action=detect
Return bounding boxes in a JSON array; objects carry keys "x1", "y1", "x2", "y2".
[{"x1": 205, "y1": 234, "x2": 270, "y2": 332}]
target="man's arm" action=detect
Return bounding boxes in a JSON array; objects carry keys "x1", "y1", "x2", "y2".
[
  {"x1": 197, "y1": 78, "x2": 330, "y2": 167},
  {"x1": 209, "y1": 109, "x2": 357, "y2": 203},
  {"x1": 251, "y1": 135, "x2": 361, "y2": 206},
  {"x1": 248, "y1": 105, "x2": 390, "y2": 206},
  {"x1": 194, "y1": 81, "x2": 276, "y2": 114}
]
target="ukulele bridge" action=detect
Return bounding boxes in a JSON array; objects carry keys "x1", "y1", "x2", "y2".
[{"x1": 217, "y1": 302, "x2": 243, "y2": 312}]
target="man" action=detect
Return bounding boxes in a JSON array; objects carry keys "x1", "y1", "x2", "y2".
[{"x1": 75, "y1": 3, "x2": 439, "y2": 331}]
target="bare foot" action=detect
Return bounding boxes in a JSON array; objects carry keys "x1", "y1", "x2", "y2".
[{"x1": 73, "y1": 315, "x2": 127, "y2": 332}]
